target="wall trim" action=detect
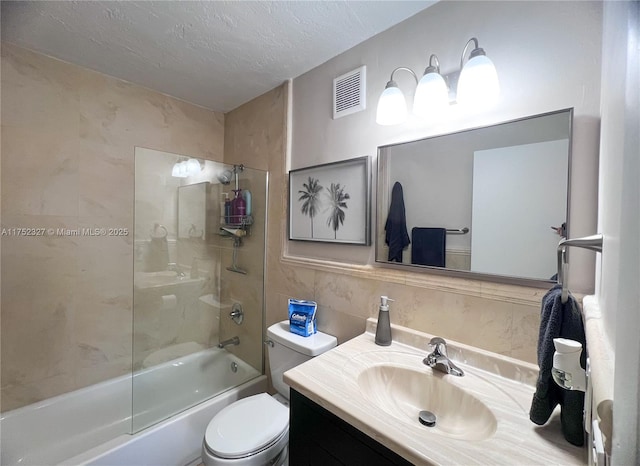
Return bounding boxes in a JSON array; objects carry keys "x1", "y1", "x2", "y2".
[{"x1": 281, "y1": 254, "x2": 557, "y2": 307}]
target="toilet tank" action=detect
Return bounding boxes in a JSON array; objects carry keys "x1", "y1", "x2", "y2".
[{"x1": 266, "y1": 320, "x2": 337, "y2": 399}]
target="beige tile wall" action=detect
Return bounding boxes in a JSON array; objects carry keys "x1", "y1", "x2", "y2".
[
  {"x1": 1, "y1": 41, "x2": 545, "y2": 413},
  {"x1": 0, "y1": 43, "x2": 224, "y2": 411},
  {"x1": 222, "y1": 87, "x2": 281, "y2": 372}
]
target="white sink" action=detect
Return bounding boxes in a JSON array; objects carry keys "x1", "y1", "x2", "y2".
[{"x1": 356, "y1": 362, "x2": 497, "y2": 441}]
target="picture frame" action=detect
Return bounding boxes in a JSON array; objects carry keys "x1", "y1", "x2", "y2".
[{"x1": 289, "y1": 156, "x2": 371, "y2": 245}]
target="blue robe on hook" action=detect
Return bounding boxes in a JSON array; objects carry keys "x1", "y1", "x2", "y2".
[{"x1": 384, "y1": 182, "x2": 410, "y2": 262}]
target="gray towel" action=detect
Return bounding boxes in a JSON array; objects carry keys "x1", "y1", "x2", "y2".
[{"x1": 529, "y1": 284, "x2": 586, "y2": 446}]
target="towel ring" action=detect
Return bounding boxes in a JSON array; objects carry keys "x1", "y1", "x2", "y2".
[
  {"x1": 151, "y1": 223, "x2": 168, "y2": 239},
  {"x1": 556, "y1": 234, "x2": 603, "y2": 303}
]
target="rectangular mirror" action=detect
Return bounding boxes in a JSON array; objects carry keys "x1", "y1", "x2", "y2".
[{"x1": 376, "y1": 108, "x2": 572, "y2": 284}]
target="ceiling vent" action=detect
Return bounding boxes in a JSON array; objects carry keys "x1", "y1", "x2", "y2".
[{"x1": 333, "y1": 66, "x2": 366, "y2": 119}]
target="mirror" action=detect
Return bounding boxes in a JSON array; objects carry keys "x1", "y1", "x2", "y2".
[
  {"x1": 178, "y1": 182, "x2": 209, "y2": 240},
  {"x1": 376, "y1": 109, "x2": 572, "y2": 283}
]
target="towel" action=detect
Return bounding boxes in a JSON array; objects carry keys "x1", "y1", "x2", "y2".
[
  {"x1": 411, "y1": 227, "x2": 446, "y2": 267},
  {"x1": 530, "y1": 284, "x2": 586, "y2": 446},
  {"x1": 147, "y1": 236, "x2": 170, "y2": 272},
  {"x1": 384, "y1": 182, "x2": 410, "y2": 262}
]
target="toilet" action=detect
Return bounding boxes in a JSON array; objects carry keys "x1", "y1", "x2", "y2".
[{"x1": 201, "y1": 320, "x2": 337, "y2": 466}]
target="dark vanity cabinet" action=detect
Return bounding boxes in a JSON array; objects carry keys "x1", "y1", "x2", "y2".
[{"x1": 289, "y1": 389, "x2": 414, "y2": 466}]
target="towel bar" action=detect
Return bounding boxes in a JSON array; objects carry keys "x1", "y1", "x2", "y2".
[
  {"x1": 557, "y1": 234, "x2": 603, "y2": 303},
  {"x1": 446, "y1": 228, "x2": 469, "y2": 235}
]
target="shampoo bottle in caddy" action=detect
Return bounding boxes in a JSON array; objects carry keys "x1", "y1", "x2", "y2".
[
  {"x1": 231, "y1": 189, "x2": 246, "y2": 223},
  {"x1": 223, "y1": 193, "x2": 231, "y2": 224},
  {"x1": 375, "y1": 296, "x2": 394, "y2": 346}
]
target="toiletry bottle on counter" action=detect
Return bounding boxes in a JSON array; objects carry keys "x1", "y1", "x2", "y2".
[{"x1": 375, "y1": 296, "x2": 394, "y2": 346}]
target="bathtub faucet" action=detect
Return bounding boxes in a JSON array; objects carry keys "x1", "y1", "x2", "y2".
[
  {"x1": 167, "y1": 263, "x2": 186, "y2": 278},
  {"x1": 218, "y1": 336, "x2": 240, "y2": 348}
]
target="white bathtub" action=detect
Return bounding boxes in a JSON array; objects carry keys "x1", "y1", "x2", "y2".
[{"x1": 1, "y1": 348, "x2": 266, "y2": 466}]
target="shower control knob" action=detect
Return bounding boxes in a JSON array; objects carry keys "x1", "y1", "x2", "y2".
[{"x1": 230, "y1": 303, "x2": 244, "y2": 325}]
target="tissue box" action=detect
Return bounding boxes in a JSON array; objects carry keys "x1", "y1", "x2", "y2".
[{"x1": 288, "y1": 299, "x2": 317, "y2": 337}]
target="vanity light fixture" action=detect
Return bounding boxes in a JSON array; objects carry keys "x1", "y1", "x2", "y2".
[
  {"x1": 375, "y1": 37, "x2": 500, "y2": 125},
  {"x1": 413, "y1": 54, "x2": 449, "y2": 118},
  {"x1": 456, "y1": 38, "x2": 500, "y2": 107},
  {"x1": 375, "y1": 67, "x2": 417, "y2": 125},
  {"x1": 171, "y1": 158, "x2": 203, "y2": 178}
]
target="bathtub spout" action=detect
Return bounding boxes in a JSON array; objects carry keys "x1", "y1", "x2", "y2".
[{"x1": 218, "y1": 336, "x2": 240, "y2": 348}]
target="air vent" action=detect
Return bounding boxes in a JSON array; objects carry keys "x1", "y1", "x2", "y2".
[{"x1": 333, "y1": 66, "x2": 366, "y2": 119}]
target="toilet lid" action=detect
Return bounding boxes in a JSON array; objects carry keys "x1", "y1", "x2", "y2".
[{"x1": 205, "y1": 393, "x2": 288, "y2": 459}]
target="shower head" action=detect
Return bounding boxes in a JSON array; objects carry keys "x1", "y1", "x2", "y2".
[
  {"x1": 218, "y1": 165, "x2": 245, "y2": 186},
  {"x1": 217, "y1": 169, "x2": 233, "y2": 185}
]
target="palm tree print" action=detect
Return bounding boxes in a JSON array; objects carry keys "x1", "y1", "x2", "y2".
[
  {"x1": 326, "y1": 183, "x2": 350, "y2": 239},
  {"x1": 298, "y1": 177, "x2": 323, "y2": 238}
]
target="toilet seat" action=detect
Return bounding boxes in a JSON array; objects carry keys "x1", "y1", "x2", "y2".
[{"x1": 204, "y1": 393, "x2": 289, "y2": 459}]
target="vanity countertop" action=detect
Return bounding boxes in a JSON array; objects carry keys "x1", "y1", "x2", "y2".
[{"x1": 284, "y1": 319, "x2": 587, "y2": 466}]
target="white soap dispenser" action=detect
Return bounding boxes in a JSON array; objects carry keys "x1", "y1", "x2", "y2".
[{"x1": 375, "y1": 296, "x2": 394, "y2": 346}]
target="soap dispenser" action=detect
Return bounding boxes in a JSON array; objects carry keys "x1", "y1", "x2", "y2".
[
  {"x1": 190, "y1": 257, "x2": 199, "y2": 279},
  {"x1": 375, "y1": 296, "x2": 394, "y2": 346}
]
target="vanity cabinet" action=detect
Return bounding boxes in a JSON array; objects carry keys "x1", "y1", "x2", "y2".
[{"x1": 289, "y1": 389, "x2": 413, "y2": 466}]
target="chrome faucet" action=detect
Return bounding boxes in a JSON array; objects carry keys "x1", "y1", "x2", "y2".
[
  {"x1": 218, "y1": 336, "x2": 240, "y2": 348},
  {"x1": 423, "y1": 337, "x2": 464, "y2": 377}
]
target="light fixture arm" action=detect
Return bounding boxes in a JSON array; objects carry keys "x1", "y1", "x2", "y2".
[
  {"x1": 387, "y1": 67, "x2": 419, "y2": 87},
  {"x1": 459, "y1": 37, "x2": 485, "y2": 70},
  {"x1": 425, "y1": 54, "x2": 441, "y2": 75}
]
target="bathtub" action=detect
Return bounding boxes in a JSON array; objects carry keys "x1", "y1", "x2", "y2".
[{"x1": 1, "y1": 348, "x2": 266, "y2": 466}]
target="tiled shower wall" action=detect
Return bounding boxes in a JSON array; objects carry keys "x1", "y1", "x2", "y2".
[{"x1": 0, "y1": 43, "x2": 224, "y2": 411}]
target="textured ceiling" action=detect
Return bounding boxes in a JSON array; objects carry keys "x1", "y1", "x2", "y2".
[{"x1": 1, "y1": 1, "x2": 435, "y2": 112}]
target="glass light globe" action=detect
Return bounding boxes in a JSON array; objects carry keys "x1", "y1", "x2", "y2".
[
  {"x1": 171, "y1": 163, "x2": 182, "y2": 177},
  {"x1": 413, "y1": 72, "x2": 449, "y2": 118},
  {"x1": 457, "y1": 55, "x2": 500, "y2": 107},
  {"x1": 186, "y1": 158, "x2": 201, "y2": 176},
  {"x1": 376, "y1": 85, "x2": 407, "y2": 125},
  {"x1": 178, "y1": 161, "x2": 189, "y2": 178}
]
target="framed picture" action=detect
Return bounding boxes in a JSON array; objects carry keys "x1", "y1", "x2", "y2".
[{"x1": 289, "y1": 156, "x2": 370, "y2": 245}]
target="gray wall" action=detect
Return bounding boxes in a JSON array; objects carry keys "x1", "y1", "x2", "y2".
[{"x1": 290, "y1": 0, "x2": 602, "y2": 293}]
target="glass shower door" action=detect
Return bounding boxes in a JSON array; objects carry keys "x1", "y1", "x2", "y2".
[{"x1": 132, "y1": 147, "x2": 266, "y2": 432}]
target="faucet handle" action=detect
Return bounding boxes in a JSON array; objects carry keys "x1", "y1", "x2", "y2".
[
  {"x1": 428, "y1": 337, "x2": 447, "y2": 356},
  {"x1": 429, "y1": 337, "x2": 447, "y2": 348}
]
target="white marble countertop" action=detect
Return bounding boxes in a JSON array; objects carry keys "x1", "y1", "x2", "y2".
[{"x1": 284, "y1": 319, "x2": 587, "y2": 465}]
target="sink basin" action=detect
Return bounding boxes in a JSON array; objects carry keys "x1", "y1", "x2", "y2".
[{"x1": 349, "y1": 353, "x2": 497, "y2": 441}]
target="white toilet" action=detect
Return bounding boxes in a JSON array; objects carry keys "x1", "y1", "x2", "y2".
[{"x1": 201, "y1": 320, "x2": 337, "y2": 466}]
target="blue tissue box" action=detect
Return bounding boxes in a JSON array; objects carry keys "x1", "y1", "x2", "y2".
[{"x1": 288, "y1": 299, "x2": 317, "y2": 337}]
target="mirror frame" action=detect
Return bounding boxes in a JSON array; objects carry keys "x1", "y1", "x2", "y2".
[{"x1": 374, "y1": 108, "x2": 574, "y2": 288}]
